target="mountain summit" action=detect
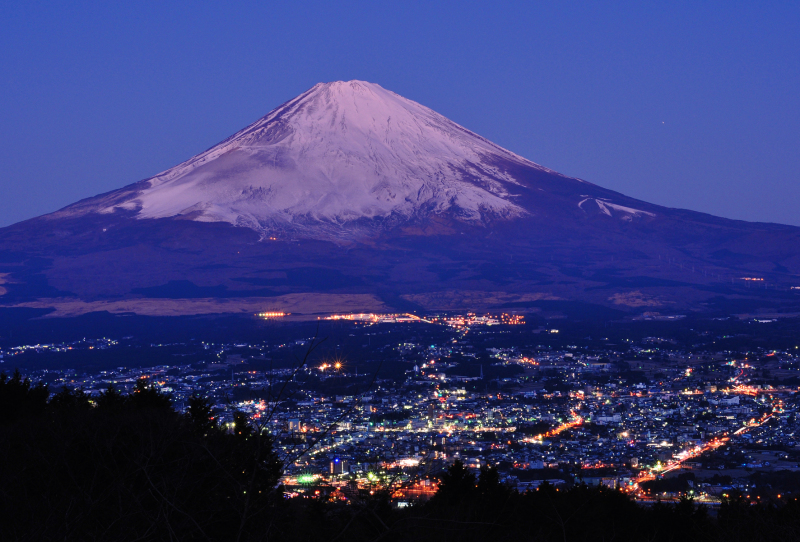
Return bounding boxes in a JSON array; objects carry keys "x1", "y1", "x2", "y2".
[
  {"x1": 61, "y1": 81, "x2": 556, "y2": 239},
  {"x1": 55, "y1": 80, "x2": 663, "y2": 241},
  {"x1": 1, "y1": 81, "x2": 799, "y2": 316}
]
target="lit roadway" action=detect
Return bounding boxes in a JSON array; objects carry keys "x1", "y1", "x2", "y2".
[{"x1": 631, "y1": 392, "x2": 784, "y2": 500}]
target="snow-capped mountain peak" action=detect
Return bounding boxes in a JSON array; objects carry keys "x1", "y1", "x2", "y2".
[{"x1": 83, "y1": 80, "x2": 557, "y2": 237}]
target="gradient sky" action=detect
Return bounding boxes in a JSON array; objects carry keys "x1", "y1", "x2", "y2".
[{"x1": 1, "y1": 1, "x2": 798, "y2": 227}]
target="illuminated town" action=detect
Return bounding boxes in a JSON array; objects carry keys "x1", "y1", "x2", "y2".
[{"x1": 4, "y1": 312, "x2": 800, "y2": 506}]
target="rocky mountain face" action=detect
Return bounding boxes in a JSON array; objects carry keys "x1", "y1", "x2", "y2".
[{"x1": 1, "y1": 81, "x2": 799, "y2": 317}]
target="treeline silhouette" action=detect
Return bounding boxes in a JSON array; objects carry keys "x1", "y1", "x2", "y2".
[
  {"x1": 2, "y1": 370, "x2": 800, "y2": 541},
  {"x1": 0, "y1": 370, "x2": 279, "y2": 541}
]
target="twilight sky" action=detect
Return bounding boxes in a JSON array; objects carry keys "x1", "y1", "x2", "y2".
[{"x1": 1, "y1": 1, "x2": 798, "y2": 227}]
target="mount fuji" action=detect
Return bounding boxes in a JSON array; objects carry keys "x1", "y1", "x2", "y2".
[
  {"x1": 53, "y1": 81, "x2": 570, "y2": 238},
  {"x1": 1, "y1": 81, "x2": 799, "y2": 318}
]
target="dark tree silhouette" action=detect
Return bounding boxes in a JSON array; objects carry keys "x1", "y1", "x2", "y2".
[
  {"x1": 0, "y1": 370, "x2": 283, "y2": 541},
  {"x1": 431, "y1": 460, "x2": 476, "y2": 506},
  {"x1": 0, "y1": 369, "x2": 48, "y2": 423},
  {"x1": 96, "y1": 383, "x2": 125, "y2": 411},
  {"x1": 187, "y1": 393, "x2": 216, "y2": 435}
]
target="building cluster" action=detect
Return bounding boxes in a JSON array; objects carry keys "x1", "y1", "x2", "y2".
[{"x1": 5, "y1": 316, "x2": 800, "y2": 504}]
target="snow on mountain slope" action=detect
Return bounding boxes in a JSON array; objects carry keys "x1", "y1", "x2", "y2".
[
  {"x1": 578, "y1": 197, "x2": 655, "y2": 219},
  {"x1": 87, "y1": 81, "x2": 563, "y2": 237}
]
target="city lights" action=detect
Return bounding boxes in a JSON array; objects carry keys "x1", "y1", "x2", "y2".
[
  {"x1": 256, "y1": 312, "x2": 287, "y2": 318},
  {"x1": 8, "y1": 313, "x2": 800, "y2": 508}
]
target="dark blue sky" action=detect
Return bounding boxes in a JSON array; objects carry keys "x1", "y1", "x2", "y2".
[{"x1": 1, "y1": 1, "x2": 798, "y2": 227}]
